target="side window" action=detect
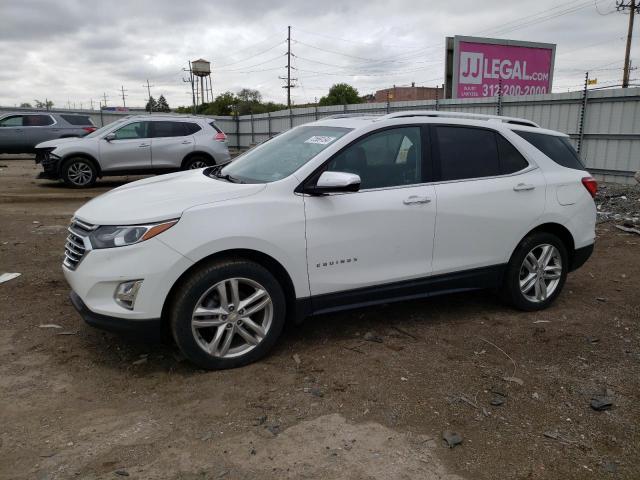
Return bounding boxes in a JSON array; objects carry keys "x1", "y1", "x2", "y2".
[
  {"x1": 496, "y1": 134, "x2": 529, "y2": 174},
  {"x1": 0, "y1": 115, "x2": 25, "y2": 127},
  {"x1": 113, "y1": 122, "x2": 149, "y2": 140},
  {"x1": 61, "y1": 115, "x2": 93, "y2": 126},
  {"x1": 325, "y1": 127, "x2": 423, "y2": 189},
  {"x1": 24, "y1": 115, "x2": 54, "y2": 126},
  {"x1": 151, "y1": 121, "x2": 178, "y2": 138},
  {"x1": 434, "y1": 126, "x2": 500, "y2": 181}
]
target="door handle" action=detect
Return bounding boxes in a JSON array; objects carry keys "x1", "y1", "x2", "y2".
[
  {"x1": 403, "y1": 195, "x2": 432, "y2": 205},
  {"x1": 181, "y1": 140, "x2": 192, "y2": 144},
  {"x1": 138, "y1": 143, "x2": 150, "y2": 148},
  {"x1": 513, "y1": 183, "x2": 535, "y2": 192}
]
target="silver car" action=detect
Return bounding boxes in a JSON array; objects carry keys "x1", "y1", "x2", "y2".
[
  {"x1": 34, "y1": 114, "x2": 230, "y2": 187},
  {"x1": 0, "y1": 112, "x2": 96, "y2": 154}
]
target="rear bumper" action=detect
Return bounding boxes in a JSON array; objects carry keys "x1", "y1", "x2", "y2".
[
  {"x1": 70, "y1": 290, "x2": 162, "y2": 340},
  {"x1": 570, "y1": 243, "x2": 594, "y2": 272}
]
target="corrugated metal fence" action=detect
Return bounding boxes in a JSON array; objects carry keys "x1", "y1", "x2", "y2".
[
  {"x1": 3, "y1": 87, "x2": 639, "y2": 183},
  {"x1": 215, "y1": 87, "x2": 640, "y2": 185}
]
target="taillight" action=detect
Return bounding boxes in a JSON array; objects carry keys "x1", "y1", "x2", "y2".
[
  {"x1": 83, "y1": 127, "x2": 96, "y2": 133},
  {"x1": 581, "y1": 176, "x2": 598, "y2": 198},
  {"x1": 214, "y1": 132, "x2": 227, "y2": 142}
]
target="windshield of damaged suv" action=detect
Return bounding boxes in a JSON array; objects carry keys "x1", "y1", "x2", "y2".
[
  {"x1": 219, "y1": 126, "x2": 352, "y2": 183},
  {"x1": 84, "y1": 118, "x2": 129, "y2": 139}
]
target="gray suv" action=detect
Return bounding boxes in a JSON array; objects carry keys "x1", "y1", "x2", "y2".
[
  {"x1": 0, "y1": 112, "x2": 96, "y2": 153},
  {"x1": 34, "y1": 115, "x2": 231, "y2": 187}
]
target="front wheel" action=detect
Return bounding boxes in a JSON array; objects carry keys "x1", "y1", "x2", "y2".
[
  {"x1": 60, "y1": 157, "x2": 97, "y2": 188},
  {"x1": 170, "y1": 259, "x2": 286, "y2": 370},
  {"x1": 502, "y1": 232, "x2": 568, "y2": 311}
]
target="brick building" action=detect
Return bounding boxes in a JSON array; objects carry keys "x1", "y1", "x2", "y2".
[{"x1": 374, "y1": 83, "x2": 444, "y2": 103}]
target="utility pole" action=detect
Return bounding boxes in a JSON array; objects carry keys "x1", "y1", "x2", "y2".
[
  {"x1": 90, "y1": 99, "x2": 94, "y2": 110},
  {"x1": 279, "y1": 26, "x2": 297, "y2": 108},
  {"x1": 119, "y1": 85, "x2": 128, "y2": 108},
  {"x1": 618, "y1": 0, "x2": 639, "y2": 87},
  {"x1": 102, "y1": 92, "x2": 108, "y2": 108},
  {"x1": 143, "y1": 79, "x2": 154, "y2": 113}
]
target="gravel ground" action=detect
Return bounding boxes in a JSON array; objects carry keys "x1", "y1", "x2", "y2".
[{"x1": 1, "y1": 159, "x2": 639, "y2": 480}]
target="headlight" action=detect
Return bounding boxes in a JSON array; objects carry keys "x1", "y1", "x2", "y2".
[{"x1": 88, "y1": 220, "x2": 177, "y2": 249}]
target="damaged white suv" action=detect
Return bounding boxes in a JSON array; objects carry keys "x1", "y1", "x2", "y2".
[{"x1": 64, "y1": 111, "x2": 597, "y2": 369}]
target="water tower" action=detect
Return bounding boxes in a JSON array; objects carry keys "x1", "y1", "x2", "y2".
[{"x1": 191, "y1": 58, "x2": 212, "y2": 105}]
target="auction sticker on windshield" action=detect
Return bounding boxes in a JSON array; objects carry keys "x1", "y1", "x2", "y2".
[{"x1": 304, "y1": 136, "x2": 336, "y2": 145}]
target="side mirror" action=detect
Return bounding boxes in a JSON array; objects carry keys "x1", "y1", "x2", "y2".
[
  {"x1": 304, "y1": 171, "x2": 361, "y2": 195},
  {"x1": 104, "y1": 133, "x2": 116, "y2": 142}
]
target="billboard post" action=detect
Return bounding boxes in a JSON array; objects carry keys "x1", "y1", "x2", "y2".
[{"x1": 445, "y1": 36, "x2": 556, "y2": 99}]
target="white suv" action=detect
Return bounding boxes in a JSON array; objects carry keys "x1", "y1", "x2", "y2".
[
  {"x1": 35, "y1": 114, "x2": 230, "y2": 187},
  {"x1": 63, "y1": 111, "x2": 597, "y2": 369}
]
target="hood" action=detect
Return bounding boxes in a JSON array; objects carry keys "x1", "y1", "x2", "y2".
[
  {"x1": 74, "y1": 169, "x2": 266, "y2": 225},
  {"x1": 36, "y1": 137, "x2": 85, "y2": 149}
]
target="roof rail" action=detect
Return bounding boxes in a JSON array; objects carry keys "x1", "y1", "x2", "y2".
[
  {"x1": 379, "y1": 110, "x2": 540, "y2": 128},
  {"x1": 321, "y1": 113, "x2": 381, "y2": 120}
]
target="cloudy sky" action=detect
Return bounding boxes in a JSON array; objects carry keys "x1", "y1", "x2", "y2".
[{"x1": 1, "y1": 0, "x2": 636, "y2": 109}]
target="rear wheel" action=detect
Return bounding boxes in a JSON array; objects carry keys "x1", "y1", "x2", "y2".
[
  {"x1": 183, "y1": 155, "x2": 211, "y2": 170},
  {"x1": 502, "y1": 232, "x2": 568, "y2": 311},
  {"x1": 60, "y1": 157, "x2": 97, "y2": 188},
  {"x1": 170, "y1": 258, "x2": 286, "y2": 370}
]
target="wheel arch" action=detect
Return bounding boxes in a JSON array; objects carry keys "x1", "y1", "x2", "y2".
[
  {"x1": 514, "y1": 222, "x2": 576, "y2": 266},
  {"x1": 59, "y1": 152, "x2": 102, "y2": 177},
  {"x1": 160, "y1": 248, "x2": 299, "y2": 341},
  {"x1": 181, "y1": 151, "x2": 215, "y2": 169}
]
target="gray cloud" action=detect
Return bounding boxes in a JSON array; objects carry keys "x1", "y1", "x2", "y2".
[{"x1": 0, "y1": 0, "x2": 634, "y2": 108}]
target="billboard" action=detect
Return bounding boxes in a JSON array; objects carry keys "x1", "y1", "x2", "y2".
[{"x1": 444, "y1": 36, "x2": 556, "y2": 99}]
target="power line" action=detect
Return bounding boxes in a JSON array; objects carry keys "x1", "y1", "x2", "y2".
[{"x1": 216, "y1": 40, "x2": 286, "y2": 68}]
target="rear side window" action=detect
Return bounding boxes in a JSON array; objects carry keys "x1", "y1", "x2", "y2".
[
  {"x1": 61, "y1": 115, "x2": 94, "y2": 126},
  {"x1": 435, "y1": 126, "x2": 500, "y2": 181},
  {"x1": 515, "y1": 131, "x2": 584, "y2": 170},
  {"x1": 183, "y1": 122, "x2": 201, "y2": 135},
  {"x1": 496, "y1": 134, "x2": 529, "y2": 174},
  {"x1": 209, "y1": 122, "x2": 222, "y2": 133}
]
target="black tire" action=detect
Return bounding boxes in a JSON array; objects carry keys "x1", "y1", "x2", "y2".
[
  {"x1": 183, "y1": 155, "x2": 212, "y2": 170},
  {"x1": 60, "y1": 157, "x2": 97, "y2": 188},
  {"x1": 170, "y1": 258, "x2": 286, "y2": 370},
  {"x1": 502, "y1": 232, "x2": 569, "y2": 311}
]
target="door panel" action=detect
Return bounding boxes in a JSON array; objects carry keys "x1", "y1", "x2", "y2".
[
  {"x1": 304, "y1": 186, "x2": 437, "y2": 296},
  {"x1": 432, "y1": 168, "x2": 546, "y2": 274},
  {"x1": 98, "y1": 121, "x2": 151, "y2": 171},
  {"x1": 150, "y1": 121, "x2": 195, "y2": 168}
]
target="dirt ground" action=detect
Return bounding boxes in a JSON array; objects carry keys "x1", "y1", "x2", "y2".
[{"x1": 1, "y1": 158, "x2": 639, "y2": 480}]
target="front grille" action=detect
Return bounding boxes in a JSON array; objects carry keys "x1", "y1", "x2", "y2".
[{"x1": 63, "y1": 218, "x2": 95, "y2": 270}]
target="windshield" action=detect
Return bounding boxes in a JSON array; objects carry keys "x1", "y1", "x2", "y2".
[
  {"x1": 84, "y1": 118, "x2": 129, "y2": 138},
  {"x1": 220, "y1": 126, "x2": 352, "y2": 183}
]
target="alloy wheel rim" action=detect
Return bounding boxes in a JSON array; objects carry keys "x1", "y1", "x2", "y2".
[
  {"x1": 68, "y1": 162, "x2": 93, "y2": 185},
  {"x1": 191, "y1": 277, "x2": 273, "y2": 358},
  {"x1": 189, "y1": 160, "x2": 207, "y2": 169},
  {"x1": 519, "y1": 244, "x2": 562, "y2": 303}
]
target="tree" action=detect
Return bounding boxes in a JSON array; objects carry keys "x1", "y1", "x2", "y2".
[
  {"x1": 145, "y1": 96, "x2": 157, "y2": 112},
  {"x1": 19, "y1": 102, "x2": 32, "y2": 108},
  {"x1": 237, "y1": 88, "x2": 262, "y2": 104},
  {"x1": 318, "y1": 83, "x2": 362, "y2": 106},
  {"x1": 156, "y1": 95, "x2": 170, "y2": 112},
  {"x1": 34, "y1": 99, "x2": 54, "y2": 110}
]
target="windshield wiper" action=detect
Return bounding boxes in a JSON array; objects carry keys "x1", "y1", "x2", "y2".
[{"x1": 213, "y1": 170, "x2": 243, "y2": 183}]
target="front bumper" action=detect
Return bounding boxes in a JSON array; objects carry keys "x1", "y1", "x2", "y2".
[
  {"x1": 35, "y1": 150, "x2": 61, "y2": 179},
  {"x1": 63, "y1": 236, "x2": 194, "y2": 320},
  {"x1": 70, "y1": 290, "x2": 162, "y2": 339}
]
